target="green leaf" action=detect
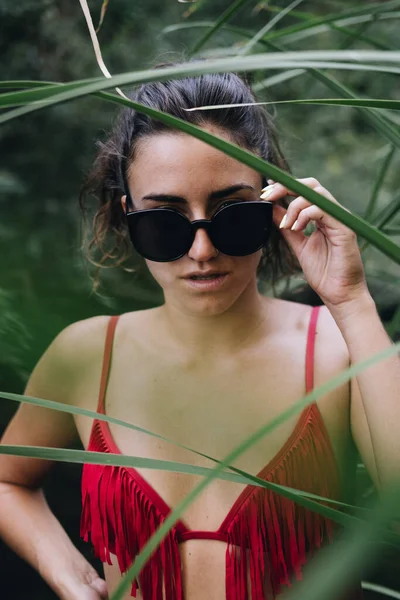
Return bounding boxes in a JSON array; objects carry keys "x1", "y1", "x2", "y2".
[
  {"x1": 2, "y1": 82, "x2": 399, "y2": 263},
  {"x1": 281, "y1": 483, "x2": 400, "y2": 600},
  {"x1": 162, "y1": 11, "x2": 400, "y2": 43},
  {"x1": 361, "y1": 582, "x2": 400, "y2": 600},
  {"x1": 170, "y1": 17, "x2": 400, "y2": 154},
  {"x1": 184, "y1": 97, "x2": 400, "y2": 111},
  {"x1": 79, "y1": 92, "x2": 400, "y2": 265},
  {"x1": 330, "y1": 22, "x2": 394, "y2": 51},
  {"x1": 259, "y1": 0, "x2": 400, "y2": 44},
  {"x1": 107, "y1": 341, "x2": 400, "y2": 600},
  {"x1": 239, "y1": 0, "x2": 305, "y2": 56},
  {"x1": 248, "y1": 34, "x2": 400, "y2": 151},
  {"x1": 1, "y1": 51, "x2": 400, "y2": 111},
  {"x1": 364, "y1": 145, "x2": 396, "y2": 221},
  {"x1": 95, "y1": 0, "x2": 110, "y2": 33},
  {"x1": 188, "y1": 0, "x2": 254, "y2": 57},
  {"x1": 0, "y1": 444, "x2": 362, "y2": 512},
  {"x1": 375, "y1": 193, "x2": 400, "y2": 231},
  {"x1": 164, "y1": 3, "x2": 400, "y2": 47},
  {"x1": 165, "y1": 18, "x2": 400, "y2": 151}
]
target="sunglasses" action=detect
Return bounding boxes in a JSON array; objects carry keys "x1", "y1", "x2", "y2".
[{"x1": 125, "y1": 200, "x2": 273, "y2": 262}]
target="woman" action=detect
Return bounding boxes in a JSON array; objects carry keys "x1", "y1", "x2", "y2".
[{"x1": 0, "y1": 72, "x2": 398, "y2": 600}]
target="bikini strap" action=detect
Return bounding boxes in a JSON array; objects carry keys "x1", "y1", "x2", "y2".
[
  {"x1": 305, "y1": 305, "x2": 321, "y2": 394},
  {"x1": 97, "y1": 315, "x2": 120, "y2": 415}
]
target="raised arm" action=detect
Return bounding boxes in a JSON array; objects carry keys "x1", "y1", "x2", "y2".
[
  {"x1": 263, "y1": 176, "x2": 400, "y2": 490},
  {"x1": 0, "y1": 317, "x2": 109, "y2": 600}
]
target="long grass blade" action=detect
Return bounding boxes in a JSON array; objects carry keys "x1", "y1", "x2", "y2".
[
  {"x1": 258, "y1": 0, "x2": 400, "y2": 44},
  {"x1": 184, "y1": 98, "x2": 400, "y2": 111},
  {"x1": 162, "y1": 12, "x2": 400, "y2": 42},
  {"x1": 364, "y1": 145, "x2": 396, "y2": 221},
  {"x1": 361, "y1": 192, "x2": 400, "y2": 253},
  {"x1": 188, "y1": 0, "x2": 254, "y2": 57},
  {"x1": 384, "y1": 228, "x2": 400, "y2": 236},
  {"x1": 300, "y1": 69, "x2": 400, "y2": 149},
  {"x1": 281, "y1": 483, "x2": 400, "y2": 600},
  {"x1": 251, "y1": 39, "x2": 400, "y2": 151},
  {"x1": 0, "y1": 389, "x2": 248, "y2": 475},
  {"x1": 5, "y1": 82, "x2": 400, "y2": 111},
  {"x1": 1, "y1": 85, "x2": 399, "y2": 263},
  {"x1": 361, "y1": 582, "x2": 400, "y2": 600},
  {"x1": 239, "y1": 0, "x2": 305, "y2": 56},
  {"x1": 96, "y1": 0, "x2": 110, "y2": 32},
  {"x1": 262, "y1": 1, "x2": 395, "y2": 50},
  {"x1": 107, "y1": 342, "x2": 400, "y2": 600},
  {"x1": 0, "y1": 444, "x2": 364, "y2": 513},
  {"x1": 1, "y1": 51, "x2": 400, "y2": 111},
  {"x1": 330, "y1": 22, "x2": 394, "y2": 51},
  {"x1": 374, "y1": 193, "x2": 400, "y2": 230}
]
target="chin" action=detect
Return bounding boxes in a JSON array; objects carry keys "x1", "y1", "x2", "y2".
[{"x1": 173, "y1": 289, "x2": 243, "y2": 318}]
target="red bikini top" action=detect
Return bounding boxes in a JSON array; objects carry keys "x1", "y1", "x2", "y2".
[{"x1": 81, "y1": 306, "x2": 355, "y2": 600}]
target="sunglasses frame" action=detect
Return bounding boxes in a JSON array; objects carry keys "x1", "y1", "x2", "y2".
[{"x1": 125, "y1": 199, "x2": 273, "y2": 262}]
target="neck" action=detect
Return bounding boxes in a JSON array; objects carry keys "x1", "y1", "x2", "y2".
[{"x1": 158, "y1": 280, "x2": 271, "y2": 359}]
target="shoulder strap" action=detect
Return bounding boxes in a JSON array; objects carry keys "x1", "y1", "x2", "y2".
[
  {"x1": 305, "y1": 305, "x2": 321, "y2": 394},
  {"x1": 97, "y1": 315, "x2": 120, "y2": 414}
]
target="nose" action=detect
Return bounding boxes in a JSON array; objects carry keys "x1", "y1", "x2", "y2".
[{"x1": 187, "y1": 227, "x2": 218, "y2": 262}]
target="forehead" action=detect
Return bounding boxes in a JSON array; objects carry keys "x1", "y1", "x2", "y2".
[{"x1": 127, "y1": 130, "x2": 262, "y2": 195}]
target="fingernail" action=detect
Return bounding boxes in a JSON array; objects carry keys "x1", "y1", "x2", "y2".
[
  {"x1": 261, "y1": 183, "x2": 274, "y2": 192},
  {"x1": 267, "y1": 179, "x2": 275, "y2": 185},
  {"x1": 279, "y1": 214, "x2": 287, "y2": 229},
  {"x1": 291, "y1": 219, "x2": 299, "y2": 231},
  {"x1": 260, "y1": 185, "x2": 274, "y2": 199}
]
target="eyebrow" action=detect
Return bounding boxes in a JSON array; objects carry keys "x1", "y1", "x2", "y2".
[{"x1": 141, "y1": 184, "x2": 256, "y2": 204}]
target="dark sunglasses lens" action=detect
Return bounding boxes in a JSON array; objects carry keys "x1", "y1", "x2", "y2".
[
  {"x1": 211, "y1": 202, "x2": 272, "y2": 256},
  {"x1": 127, "y1": 209, "x2": 192, "y2": 261}
]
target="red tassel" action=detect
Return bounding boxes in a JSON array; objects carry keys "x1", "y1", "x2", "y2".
[
  {"x1": 81, "y1": 406, "x2": 345, "y2": 600},
  {"x1": 223, "y1": 406, "x2": 340, "y2": 600},
  {"x1": 81, "y1": 448, "x2": 184, "y2": 600}
]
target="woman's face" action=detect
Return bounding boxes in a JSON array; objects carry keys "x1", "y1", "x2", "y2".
[{"x1": 123, "y1": 127, "x2": 264, "y2": 317}]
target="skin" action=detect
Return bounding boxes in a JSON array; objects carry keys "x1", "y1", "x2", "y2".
[{"x1": 0, "y1": 126, "x2": 399, "y2": 600}]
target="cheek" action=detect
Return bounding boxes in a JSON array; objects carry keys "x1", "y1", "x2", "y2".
[
  {"x1": 238, "y1": 251, "x2": 263, "y2": 274},
  {"x1": 145, "y1": 260, "x2": 176, "y2": 286}
]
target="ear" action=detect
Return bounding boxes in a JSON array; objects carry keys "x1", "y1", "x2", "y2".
[{"x1": 121, "y1": 194, "x2": 127, "y2": 214}]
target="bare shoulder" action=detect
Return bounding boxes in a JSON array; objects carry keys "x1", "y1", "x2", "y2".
[
  {"x1": 0, "y1": 315, "x2": 115, "y2": 487},
  {"x1": 26, "y1": 315, "x2": 112, "y2": 406},
  {"x1": 266, "y1": 298, "x2": 349, "y2": 374},
  {"x1": 49, "y1": 314, "x2": 110, "y2": 362}
]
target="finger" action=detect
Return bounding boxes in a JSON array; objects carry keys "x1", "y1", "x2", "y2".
[
  {"x1": 261, "y1": 178, "x2": 336, "y2": 203},
  {"x1": 277, "y1": 215, "x2": 308, "y2": 260},
  {"x1": 261, "y1": 177, "x2": 321, "y2": 200},
  {"x1": 91, "y1": 578, "x2": 109, "y2": 599},
  {"x1": 290, "y1": 206, "x2": 326, "y2": 232},
  {"x1": 280, "y1": 199, "x2": 328, "y2": 230},
  {"x1": 278, "y1": 196, "x2": 314, "y2": 229},
  {"x1": 272, "y1": 203, "x2": 286, "y2": 228}
]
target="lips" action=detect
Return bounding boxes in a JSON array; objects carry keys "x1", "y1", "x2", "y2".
[
  {"x1": 181, "y1": 272, "x2": 230, "y2": 291},
  {"x1": 183, "y1": 271, "x2": 228, "y2": 280}
]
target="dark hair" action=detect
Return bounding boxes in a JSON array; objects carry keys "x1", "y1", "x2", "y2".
[{"x1": 80, "y1": 71, "x2": 299, "y2": 288}]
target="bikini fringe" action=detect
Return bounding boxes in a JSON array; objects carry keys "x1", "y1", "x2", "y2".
[
  {"x1": 81, "y1": 455, "x2": 183, "y2": 600},
  {"x1": 81, "y1": 408, "x2": 339, "y2": 600},
  {"x1": 225, "y1": 408, "x2": 338, "y2": 600}
]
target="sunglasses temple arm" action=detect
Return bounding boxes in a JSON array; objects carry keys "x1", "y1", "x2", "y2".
[{"x1": 120, "y1": 153, "x2": 135, "y2": 211}]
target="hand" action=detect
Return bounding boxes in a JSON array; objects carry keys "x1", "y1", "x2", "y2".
[
  {"x1": 55, "y1": 564, "x2": 108, "y2": 600},
  {"x1": 261, "y1": 177, "x2": 369, "y2": 308}
]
